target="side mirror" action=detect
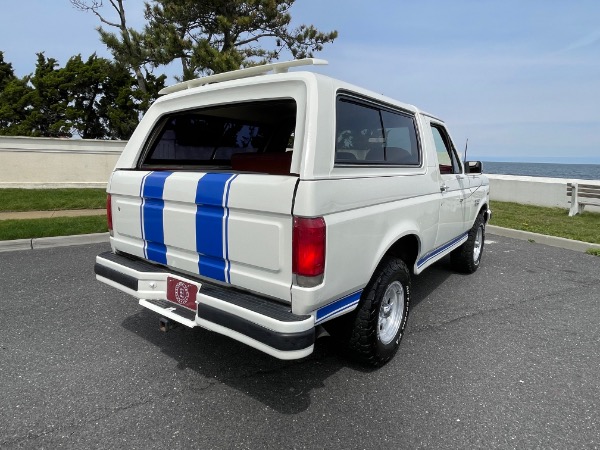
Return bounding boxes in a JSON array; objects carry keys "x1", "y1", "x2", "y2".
[{"x1": 466, "y1": 161, "x2": 482, "y2": 174}]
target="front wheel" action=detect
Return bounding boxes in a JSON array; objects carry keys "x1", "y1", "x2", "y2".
[
  {"x1": 346, "y1": 257, "x2": 411, "y2": 367},
  {"x1": 451, "y1": 213, "x2": 485, "y2": 273}
]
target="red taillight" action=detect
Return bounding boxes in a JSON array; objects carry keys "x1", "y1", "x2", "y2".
[
  {"x1": 106, "y1": 194, "x2": 113, "y2": 233},
  {"x1": 293, "y1": 216, "x2": 326, "y2": 278}
]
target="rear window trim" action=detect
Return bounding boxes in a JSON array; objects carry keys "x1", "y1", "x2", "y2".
[{"x1": 137, "y1": 98, "x2": 297, "y2": 170}]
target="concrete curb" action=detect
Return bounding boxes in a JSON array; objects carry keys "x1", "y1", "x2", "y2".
[
  {"x1": 487, "y1": 225, "x2": 600, "y2": 253},
  {"x1": 0, "y1": 232, "x2": 109, "y2": 252},
  {"x1": 0, "y1": 238, "x2": 33, "y2": 252}
]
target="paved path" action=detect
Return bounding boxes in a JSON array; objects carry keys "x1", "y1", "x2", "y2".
[
  {"x1": 0, "y1": 209, "x2": 104, "y2": 220},
  {"x1": 0, "y1": 238, "x2": 598, "y2": 449}
]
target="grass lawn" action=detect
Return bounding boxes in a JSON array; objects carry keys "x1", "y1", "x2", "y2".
[
  {"x1": 0, "y1": 216, "x2": 108, "y2": 241},
  {"x1": 0, "y1": 188, "x2": 106, "y2": 212},
  {"x1": 490, "y1": 201, "x2": 600, "y2": 245}
]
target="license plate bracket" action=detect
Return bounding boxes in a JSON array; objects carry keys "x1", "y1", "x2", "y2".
[{"x1": 166, "y1": 276, "x2": 199, "y2": 311}]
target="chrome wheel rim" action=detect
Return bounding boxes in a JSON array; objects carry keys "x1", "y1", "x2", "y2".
[
  {"x1": 473, "y1": 225, "x2": 483, "y2": 263},
  {"x1": 378, "y1": 281, "x2": 405, "y2": 345}
]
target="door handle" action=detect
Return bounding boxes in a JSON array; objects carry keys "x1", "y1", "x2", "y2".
[{"x1": 440, "y1": 183, "x2": 449, "y2": 192}]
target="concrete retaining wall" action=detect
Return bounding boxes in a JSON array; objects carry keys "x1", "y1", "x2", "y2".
[
  {"x1": 0, "y1": 136, "x2": 125, "y2": 188},
  {"x1": 1, "y1": 136, "x2": 598, "y2": 213},
  {"x1": 487, "y1": 174, "x2": 600, "y2": 213}
]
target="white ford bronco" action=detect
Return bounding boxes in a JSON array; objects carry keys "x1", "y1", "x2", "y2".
[{"x1": 95, "y1": 59, "x2": 490, "y2": 366}]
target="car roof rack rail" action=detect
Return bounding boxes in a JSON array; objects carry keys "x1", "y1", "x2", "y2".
[{"x1": 159, "y1": 58, "x2": 328, "y2": 95}]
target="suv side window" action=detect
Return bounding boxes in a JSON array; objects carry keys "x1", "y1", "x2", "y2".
[
  {"x1": 431, "y1": 125, "x2": 461, "y2": 174},
  {"x1": 335, "y1": 99, "x2": 383, "y2": 163},
  {"x1": 335, "y1": 96, "x2": 420, "y2": 165}
]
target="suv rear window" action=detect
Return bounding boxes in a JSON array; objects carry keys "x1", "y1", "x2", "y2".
[{"x1": 141, "y1": 99, "x2": 296, "y2": 169}]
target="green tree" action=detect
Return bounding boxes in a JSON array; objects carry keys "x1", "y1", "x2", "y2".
[
  {"x1": 72, "y1": 0, "x2": 338, "y2": 82},
  {"x1": 26, "y1": 53, "x2": 72, "y2": 137},
  {"x1": 0, "y1": 51, "x2": 15, "y2": 90},
  {"x1": 0, "y1": 52, "x2": 164, "y2": 139},
  {"x1": 97, "y1": 62, "x2": 166, "y2": 139},
  {"x1": 0, "y1": 53, "x2": 69, "y2": 137},
  {"x1": 71, "y1": 0, "x2": 155, "y2": 96},
  {"x1": 143, "y1": 0, "x2": 338, "y2": 80},
  {"x1": 63, "y1": 54, "x2": 104, "y2": 138},
  {"x1": 62, "y1": 54, "x2": 164, "y2": 139},
  {"x1": 0, "y1": 52, "x2": 36, "y2": 136},
  {"x1": 59, "y1": 53, "x2": 165, "y2": 139}
]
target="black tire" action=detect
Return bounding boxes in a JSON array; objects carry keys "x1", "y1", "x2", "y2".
[
  {"x1": 342, "y1": 257, "x2": 411, "y2": 367},
  {"x1": 451, "y1": 213, "x2": 485, "y2": 274}
]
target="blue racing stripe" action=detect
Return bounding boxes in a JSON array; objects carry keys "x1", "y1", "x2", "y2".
[
  {"x1": 224, "y1": 174, "x2": 238, "y2": 283},
  {"x1": 139, "y1": 172, "x2": 151, "y2": 248},
  {"x1": 316, "y1": 290, "x2": 363, "y2": 324},
  {"x1": 195, "y1": 173, "x2": 237, "y2": 282},
  {"x1": 141, "y1": 171, "x2": 172, "y2": 265},
  {"x1": 417, "y1": 231, "x2": 468, "y2": 268}
]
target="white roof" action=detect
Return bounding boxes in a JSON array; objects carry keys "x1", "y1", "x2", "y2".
[{"x1": 157, "y1": 58, "x2": 435, "y2": 119}]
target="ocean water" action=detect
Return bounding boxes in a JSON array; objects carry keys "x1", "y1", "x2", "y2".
[{"x1": 482, "y1": 161, "x2": 600, "y2": 181}]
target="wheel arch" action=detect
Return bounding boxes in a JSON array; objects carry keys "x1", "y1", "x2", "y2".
[
  {"x1": 466, "y1": 202, "x2": 490, "y2": 229},
  {"x1": 376, "y1": 233, "x2": 420, "y2": 276},
  {"x1": 481, "y1": 202, "x2": 491, "y2": 223}
]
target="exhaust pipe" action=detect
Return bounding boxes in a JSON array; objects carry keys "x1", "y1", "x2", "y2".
[{"x1": 159, "y1": 317, "x2": 179, "y2": 332}]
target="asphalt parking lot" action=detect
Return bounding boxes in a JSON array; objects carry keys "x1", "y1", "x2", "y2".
[{"x1": 1, "y1": 236, "x2": 598, "y2": 449}]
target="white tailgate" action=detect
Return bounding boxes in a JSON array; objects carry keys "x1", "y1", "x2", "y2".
[{"x1": 109, "y1": 170, "x2": 298, "y2": 301}]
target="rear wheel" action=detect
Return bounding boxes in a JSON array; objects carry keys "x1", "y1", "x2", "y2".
[
  {"x1": 343, "y1": 257, "x2": 411, "y2": 367},
  {"x1": 451, "y1": 213, "x2": 485, "y2": 273}
]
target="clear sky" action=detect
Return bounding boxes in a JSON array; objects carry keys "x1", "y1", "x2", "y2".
[{"x1": 1, "y1": 0, "x2": 599, "y2": 163}]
